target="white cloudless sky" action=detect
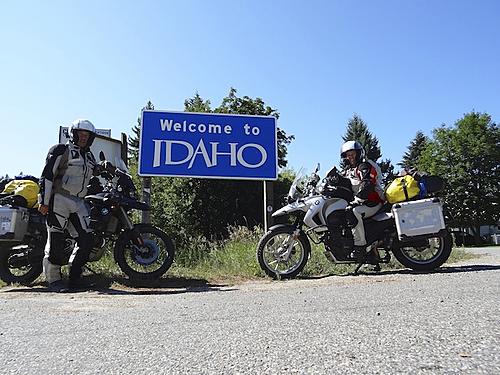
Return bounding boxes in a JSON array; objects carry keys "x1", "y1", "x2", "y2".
[{"x1": 0, "y1": 0, "x2": 498, "y2": 177}]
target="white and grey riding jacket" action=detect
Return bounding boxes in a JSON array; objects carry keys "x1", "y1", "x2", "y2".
[{"x1": 39, "y1": 142, "x2": 98, "y2": 205}]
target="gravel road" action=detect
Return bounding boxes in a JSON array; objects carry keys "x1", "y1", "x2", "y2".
[{"x1": 1, "y1": 247, "x2": 499, "y2": 374}]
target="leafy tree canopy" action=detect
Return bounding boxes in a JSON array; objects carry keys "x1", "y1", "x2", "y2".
[{"x1": 418, "y1": 111, "x2": 499, "y2": 241}]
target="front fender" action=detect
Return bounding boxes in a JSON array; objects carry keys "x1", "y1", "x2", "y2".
[
  {"x1": 267, "y1": 223, "x2": 297, "y2": 232},
  {"x1": 272, "y1": 201, "x2": 309, "y2": 217},
  {"x1": 266, "y1": 224, "x2": 308, "y2": 239}
]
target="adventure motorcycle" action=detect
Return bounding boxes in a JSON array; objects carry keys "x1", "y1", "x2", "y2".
[
  {"x1": 256, "y1": 165, "x2": 452, "y2": 279},
  {"x1": 0, "y1": 153, "x2": 175, "y2": 285}
]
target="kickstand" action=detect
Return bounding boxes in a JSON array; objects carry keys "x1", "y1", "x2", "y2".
[{"x1": 354, "y1": 263, "x2": 364, "y2": 274}]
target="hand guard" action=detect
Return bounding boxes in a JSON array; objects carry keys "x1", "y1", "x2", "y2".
[
  {"x1": 348, "y1": 196, "x2": 366, "y2": 208},
  {"x1": 98, "y1": 161, "x2": 116, "y2": 175}
]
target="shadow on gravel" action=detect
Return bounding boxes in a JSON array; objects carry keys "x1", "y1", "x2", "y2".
[
  {"x1": 100, "y1": 276, "x2": 236, "y2": 296},
  {"x1": 364, "y1": 264, "x2": 500, "y2": 276},
  {"x1": 298, "y1": 264, "x2": 500, "y2": 280},
  {"x1": 2, "y1": 275, "x2": 236, "y2": 295}
]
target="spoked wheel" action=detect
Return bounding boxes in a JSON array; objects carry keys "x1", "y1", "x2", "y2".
[
  {"x1": 392, "y1": 234, "x2": 452, "y2": 271},
  {"x1": 114, "y1": 224, "x2": 175, "y2": 283},
  {"x1": 257, "y1": 226, "x2": 310, "y2": 279},
  {"x1": 0, "y1": 245, "x2": 44, "y2": 285}
]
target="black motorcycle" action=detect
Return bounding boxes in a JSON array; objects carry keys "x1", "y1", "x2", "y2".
[{"x1": 0, "y1": 153, "x2": 175, "y2": 285}]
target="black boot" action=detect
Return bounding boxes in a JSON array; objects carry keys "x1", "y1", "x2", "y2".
[
  {"x1": 67, "y1": 277, "x2": 96, "y2": 292},
  {"x1": 353, "y1": 246, "x2": 366, "y2": 262},
  {"x1": 68, "y1": 232, "x2": 93, "y2": 287}
]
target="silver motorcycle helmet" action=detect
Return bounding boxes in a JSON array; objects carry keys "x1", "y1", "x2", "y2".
[
  {"x1": 340, "y1": 140, "x2": 365, "y2": 164},
  {"x1": 69, "y1": 119, "x2": 96, "y2": 147}
]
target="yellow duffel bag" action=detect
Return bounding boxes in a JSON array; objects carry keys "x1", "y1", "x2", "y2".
[
  {"x1": 385, "y1": 175, "x2": 420, "y2": 204},
  {"x1": 2, "y1": 180, "x2": 40, "y2": 208}
]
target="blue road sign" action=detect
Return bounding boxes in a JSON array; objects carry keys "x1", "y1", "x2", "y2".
[{"x1": 138, "y1": 111, "x2": 278, "y2": 180}]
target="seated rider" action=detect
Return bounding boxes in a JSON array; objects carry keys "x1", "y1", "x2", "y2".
[{"x1": 340, "y1": 141, "x2": 385, "y2": 260}]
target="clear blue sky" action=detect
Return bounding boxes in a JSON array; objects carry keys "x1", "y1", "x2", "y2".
[{"x1": 1, "y1": 0, "x2": 498, "y2": 178}]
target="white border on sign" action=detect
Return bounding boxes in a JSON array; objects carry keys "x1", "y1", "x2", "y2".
[{"x1": 138, "y1": 110, "x2": 279, "y2": 181}]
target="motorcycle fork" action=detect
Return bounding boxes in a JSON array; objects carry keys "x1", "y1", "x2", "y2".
[
  {"x1": 281, "y1": 228, "x2": 301, "y2": 261},
  {"x1": 116, "y1": 206, "x2": 144, "y2": 246}
]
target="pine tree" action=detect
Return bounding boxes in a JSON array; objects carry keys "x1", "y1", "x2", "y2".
[
  {"x1": 128, "y1": 100, "x2": 154, "y2": 162},
  {"x1": 342, "y1": 114, "x2": 395, "y2": 184},
  {"x1": 398, "y1": 131, "x2": 429, "y2": 171},
  {"x1": 342, "y1": 114, "x2": 382, "y2": 161},
  {"x1": 184, "y1": 92, "x2": 211, "y2": 113}
]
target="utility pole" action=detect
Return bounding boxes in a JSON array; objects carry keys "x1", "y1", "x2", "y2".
[
  {"x1": 263, "y1": 181, "x2": 274, "y2": 232},
  {"x1": 142, "y1": 177, "x2": 151, "y2": 224}
]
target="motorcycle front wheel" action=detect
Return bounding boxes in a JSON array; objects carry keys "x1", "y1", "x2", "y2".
[
  {"x1": 0, "y1": 245, "x2": 43, "y2": 285},
  {"x1": 392, "y1": 233, "x2": 453, "y2": 271},
  {"x1": 114, "y1": 224, "x2": 175, "y2": 283},
  {"x1": 257, "y1": 226, "x2": 310, "y2": 279}
]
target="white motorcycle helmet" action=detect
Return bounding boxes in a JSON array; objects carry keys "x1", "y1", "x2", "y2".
[
  {"x1": 69, "y1": 119, "x2": 96, "y2": 147},
  {"x1": 340, "y1": 140, "x2": 365, "y2": 164}
]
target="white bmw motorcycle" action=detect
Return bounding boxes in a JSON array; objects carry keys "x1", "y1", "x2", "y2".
[{"x1": 256, "y1": 165, "x2": 452, "y2": 279}]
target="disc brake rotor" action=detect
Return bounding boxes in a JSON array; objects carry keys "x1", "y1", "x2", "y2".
[{"x1": 131, "y1": 239, "x2": 160, "y2": 266}]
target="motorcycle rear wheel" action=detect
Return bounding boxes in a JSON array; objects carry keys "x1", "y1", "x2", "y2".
[
  {"x1": 0, "y1": 245, "x2": 43, "y2": 285},
  {"x1": 114, "y1": 224, "x2": 175, "y2": 283},
  {"x1": 392, "y1": 233, "x2": 452, "y2": 271},
  {"x1": 257, "y1": 226, "x2": 310, "y2": 279}
]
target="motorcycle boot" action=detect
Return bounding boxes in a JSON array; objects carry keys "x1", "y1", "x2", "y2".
[
  {"x1": 353, "y1": 245, "x2": 367, "y2": 263},
  {"x1": 47, "y1": 279, "x2": 68, "y2": 293},
  {"x1": 353, "y1": 245, "x2": 382, "y2": 273},
  {"x1": 66, "y1": 278, "x2": 96, "y2": 292}
]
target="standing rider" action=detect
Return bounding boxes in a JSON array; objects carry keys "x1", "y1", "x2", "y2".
[
  {"x1": 340, "y1": 141, "x2": 385, "y2": 261},
  {"x1": 38, "y1": 119, "x2": 99, "y2": 292}
]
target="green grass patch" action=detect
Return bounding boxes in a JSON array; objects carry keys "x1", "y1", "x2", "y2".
[{"x1": 446, "y1": 247, "x2": 480, "y2": 263}]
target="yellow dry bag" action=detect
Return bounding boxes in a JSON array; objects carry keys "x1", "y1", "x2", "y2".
[
  {"x1": 385, "y1": 175, "x2": 420, "y2": 204},
  {"x1": 2, "y1": 180, "x2": 40, "y2": 208}
]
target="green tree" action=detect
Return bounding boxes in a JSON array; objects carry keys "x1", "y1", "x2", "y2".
[
  {"x1": 184, "y1": 92, "x2": 211, "y2": 113},
  {"x1": 379, "y1": 159, "x2": 396, "y2": 184},
  {"x1": 342, "y1": 114, "x2": 381, "y2": 161},
  {"x1": 399, "y1": 131, "x2": 429, "y2": 171},
  {"x1": 342, "y1": 114, "x2": 395, "y2": 184},
  {"x1": 128, "y1": 100, "x2": 154, "y2": 162},
  {"x1": 418, "y1": 111, "x2": 500, "y2": 244},
  {"x1": 216, "y1": 87, "x2": 294, "y2": 168}
]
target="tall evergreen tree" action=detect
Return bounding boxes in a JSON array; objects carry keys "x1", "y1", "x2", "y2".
[
  {"x1": 128, "y1": 100, "x2": 154, "y2": 162},
  {"x1": 379, "y1": 159, "x2": 396, "y2": 184},
  {"x1": 184, "y1": 92, "x2": 211, "y2": 113},
  {"x1": 341, "y1": 114, "x2": 395, "y2": 183},
  {"x1": 398, "y1": 131, "x2": 429, "y2": 171},
  {"x1": 342, "y1": 114, "x2": 381, "y2": 161}
]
